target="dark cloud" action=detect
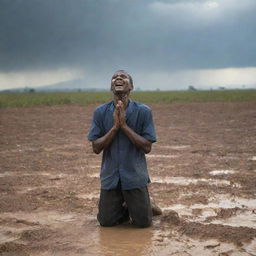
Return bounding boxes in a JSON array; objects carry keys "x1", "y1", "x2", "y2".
[{"x1": 0, "y1": 0, "x2": 256, "y2": 73}]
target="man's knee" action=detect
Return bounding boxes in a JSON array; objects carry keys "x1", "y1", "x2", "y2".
[
  {"x1": 132, "y1": 215, "x2": 152, "y2": 228},
  {"x1": 99, "y1": 220, "x2": 117, "y2": 227},
  {"x1": 97, "y1": 213, "x2": 118, "y2": 227}
]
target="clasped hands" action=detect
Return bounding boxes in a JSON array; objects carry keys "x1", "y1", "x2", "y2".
[{"x1": 113, "y1": 100, "x2": 127, "y2": 129}]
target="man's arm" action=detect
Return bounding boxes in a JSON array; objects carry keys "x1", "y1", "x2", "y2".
[
  {"x1": 121, "y1": 124, "x2": 152, "y2": 154},
  {"x1": 92, "y1": 127, "x2": 119, "y2": 154},
  {"x1": 91, "y1": 108, "x2": 119, "y2": 154},
  {"x1": 118, "y1": 101, "x2": 152, "y2": 154}
]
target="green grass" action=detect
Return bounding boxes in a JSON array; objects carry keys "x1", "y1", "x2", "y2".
[
  {"x1": 132, "y1": 90, "x2": 256, "y2": 104},
  {"x1": 0, "y1": 90, "x2": 255, "y2": 107}
]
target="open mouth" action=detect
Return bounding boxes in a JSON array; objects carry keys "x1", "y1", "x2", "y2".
[
  {"x1": 115, "y1": 85, "x2": 124, "y2": 91},
  {"x1": 114, "y1": 79, "x2": 124, "y2": 91}
]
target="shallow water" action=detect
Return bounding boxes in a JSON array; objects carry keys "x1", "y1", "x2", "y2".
[
  {"x1": 162, "y1": 194, "x2": 256, "y2": 228},
  {"x1": 211, "y1": 211, "x2": 256, "y2": 228},
  {"x1": 0, "y1": 211, "x2": 77, "y2": 226},
  {"x1": 0, "y1": 171, "x2": 67, "y2": 179},
  {"x1": 0, "y1": 231, "x2": 20, "y2": 244},
  {"x1": 209, "y1": 170, "x2": 235, "y2": 175},
  {"x1": 0, "y1": 171, "x2": 254, "y2": 255},
  {"x1": 77, "y1": 192, "x2": 99, "y2": 200},
  {"x1": 89, "y1": 165, "x2": 101, "y2": 168},
  {"x1": 147, "y1": 154, "x2": 179, "y2": 158},
  {"x1": 0, "y1": 209, "x2": 255, "y2": 256},
  {"x1": 17, "y1": 185, "x2": 58, "y2": 194},
  {"x1": 151, "y1": 176, "x2": 239, "y2": 187},
  {"x1": 0, "y1": 172, "x2": 35, "y2": 177},
  {"x1": 245, "y1": 238, "x2": 256, "y2": 255},
  {"x1": 87, "y1": 173, "x2": 99, "y2": 178},
  {"x1": 155, "y1": 145, "x2": 190, "y2": 150}
]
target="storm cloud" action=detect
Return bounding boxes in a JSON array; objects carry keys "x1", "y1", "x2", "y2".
[{"x1": 0, "y1": 0, "x2": 256, "y2": 89}]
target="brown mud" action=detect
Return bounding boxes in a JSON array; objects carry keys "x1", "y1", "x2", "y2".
[{"x1": 0, "y1": 102, "x2": 256, "y2": 255}]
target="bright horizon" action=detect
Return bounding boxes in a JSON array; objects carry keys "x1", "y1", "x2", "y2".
[{"x1": 0, "y1": 67, "x2": 256, "y2": 91}]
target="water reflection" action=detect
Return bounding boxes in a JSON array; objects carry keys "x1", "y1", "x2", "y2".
[
  {"x1": 151, "y1": 176, "x2": 239, "y2": 187},
  {"x1": 209, "y1": 170, "x2": 235, "y2": 175},
  {"x1": 162, "y1": 194, "x2": 256, "y2": 228},
  {"x1": 98, "y1": 224, "x2": 153, "y2": 256}
]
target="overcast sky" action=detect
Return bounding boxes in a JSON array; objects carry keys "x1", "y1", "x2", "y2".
[{"x1": 1, "y1": 0, "x2": 256, "y2": 90}]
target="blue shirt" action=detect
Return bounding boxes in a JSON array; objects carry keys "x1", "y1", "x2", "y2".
[{"x1": 87, "y1": 99, "x2": 157, "y2": 190}]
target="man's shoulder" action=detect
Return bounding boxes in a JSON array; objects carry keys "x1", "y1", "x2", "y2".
[
  {"x1": 132, "y1": 100, "x2": 152, "y2": 112},
  {"x1": 94, "y1": 101, "x2": 113, "y2": 113}
]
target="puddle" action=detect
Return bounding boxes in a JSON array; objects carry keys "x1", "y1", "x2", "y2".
[
  {"x1": 151, "y1": 176, "x2": 239, "y2": 187},
  {"x1": 156, "y1": 145, "x2": 190, "y2": 150},
  {"x1": 97, "y1": 225, "x2": 154, "y2": 256},
  {"x1": 209, "y1": 170, "x2": 235, "y2": 176},
  {"x1": 244, "y1": 238, "x2": 256, "y2": 255},
  {"x1": 87, "y1": 173, "x2": 99, "y2": 178},
  {"x1": 17, "y1": 186, "x2": 58, "y2": 194},
  {"x1": 77, "y1": 224, "x2": 239, "y2": 256},
  {"x1": 0, "y1": 224, "x2": 39, "y2": 244},
  {"x1": 96, "y1": 228, "x2": 236, "y2": 256},
  {"x1": 0, "y1": 210, "x2": 255, "y2": 255},
  {"x1": 0, "y1": 211, "x2": 156, "y2": 255},
  {"x1": 0, "y1": 230, "x2": 20, "y2": 243},
  {"x1": 0, "y1": 211, "x2": 78, "y2": 245},
  {"x1": 164, "y1": 194, "x2": 256, "y2": 212},
  {"x1": 162, "y1": 194, "x2": 256, "y2": 228},
  {"x1": 0, "y1": 170, "x2": 95, "y2": 180},
  {"x1": 0, "y1": 172, "x2": 33, "y2": 178},
  {"x1": 77, "y1": 192, "x2": 99, "y2": 200},
  {"x1": 147, "y1": 154, "x2": 179, "y2": 159},
  {"x1": 0, "y1": 211, "x2": 78, "y2": 227},
  {"x1": 89, "y1": 165, "x2": 101, "y2": 169},
  {"x1": 153, "y1": 237, "x2": 237, "y2": 256},
  {"x1": 0, "y1": 171, "x2": 67, "y2": 179},
  {"x1": 209, "y1": 194, "x2": 256, "y2": 209},
  {"x1": 211, "y1": 211, "x2": 256, "y2": 228}
]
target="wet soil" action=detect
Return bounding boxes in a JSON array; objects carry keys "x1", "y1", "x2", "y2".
[{"x1": 0, "y1": 102, "x2": 256, "y2": 255}]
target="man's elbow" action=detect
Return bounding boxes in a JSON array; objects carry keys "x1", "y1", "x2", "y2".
[
  {"x1": 143, "y1": 143, "x2": 152, "y2": 154},
  {"x1": 92, "y1": 142, "x2": 101, "y2": 154},
  {"x1": 93, "y1": 146, "x2": 102, "y2": 154},
  {"x1": 93, "y1": 148, "x2": 101, "y2": 154}
]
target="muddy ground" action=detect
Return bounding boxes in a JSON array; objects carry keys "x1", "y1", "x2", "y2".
[{"x1": 0, "y1": 101, "x2": 256, "y2": 256}]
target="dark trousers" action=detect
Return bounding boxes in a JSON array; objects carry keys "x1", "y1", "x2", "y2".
[{"x1": 97, "y1": 182, "x2": 152, "y2": 228}]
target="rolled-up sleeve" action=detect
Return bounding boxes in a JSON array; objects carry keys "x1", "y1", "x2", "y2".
[
  {"x1": 87, "y1": 109, "x2": 103, "y2": 141},
  {"x1": 141, "y1": 109, "x2": 157, "y2": 143}
]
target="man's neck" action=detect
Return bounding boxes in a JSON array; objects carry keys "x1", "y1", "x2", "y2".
[{"x1": 113, "y1": 94, "x2": 129, "y2": 109}]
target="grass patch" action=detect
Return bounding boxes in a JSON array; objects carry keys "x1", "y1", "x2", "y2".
[
  {"x1": 0, "y1": 90, "x2": 255, "y2": 107},
  {"x1": 132, "y1": 90, "x2": 256, "y2": 104}
]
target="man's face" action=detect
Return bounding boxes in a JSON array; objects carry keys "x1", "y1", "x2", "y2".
[{"x1": 111, "y1": 71, "x2": 133, "y2": 95}]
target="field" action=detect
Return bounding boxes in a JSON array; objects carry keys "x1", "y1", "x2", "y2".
[
  {"x1": 0, "y1": 91, "x2": 256, "y2": 255},
  {"x1": 1, "y1": 89, "x2": 256, "y2": 107}
]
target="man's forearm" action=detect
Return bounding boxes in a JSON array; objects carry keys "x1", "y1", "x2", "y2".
[
  {"x1": 92, "y1": 127, "x2": 118, "y2": 154},
  {"x1": 121, "y1": 124, "x2": 152, "y2": 154}
]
